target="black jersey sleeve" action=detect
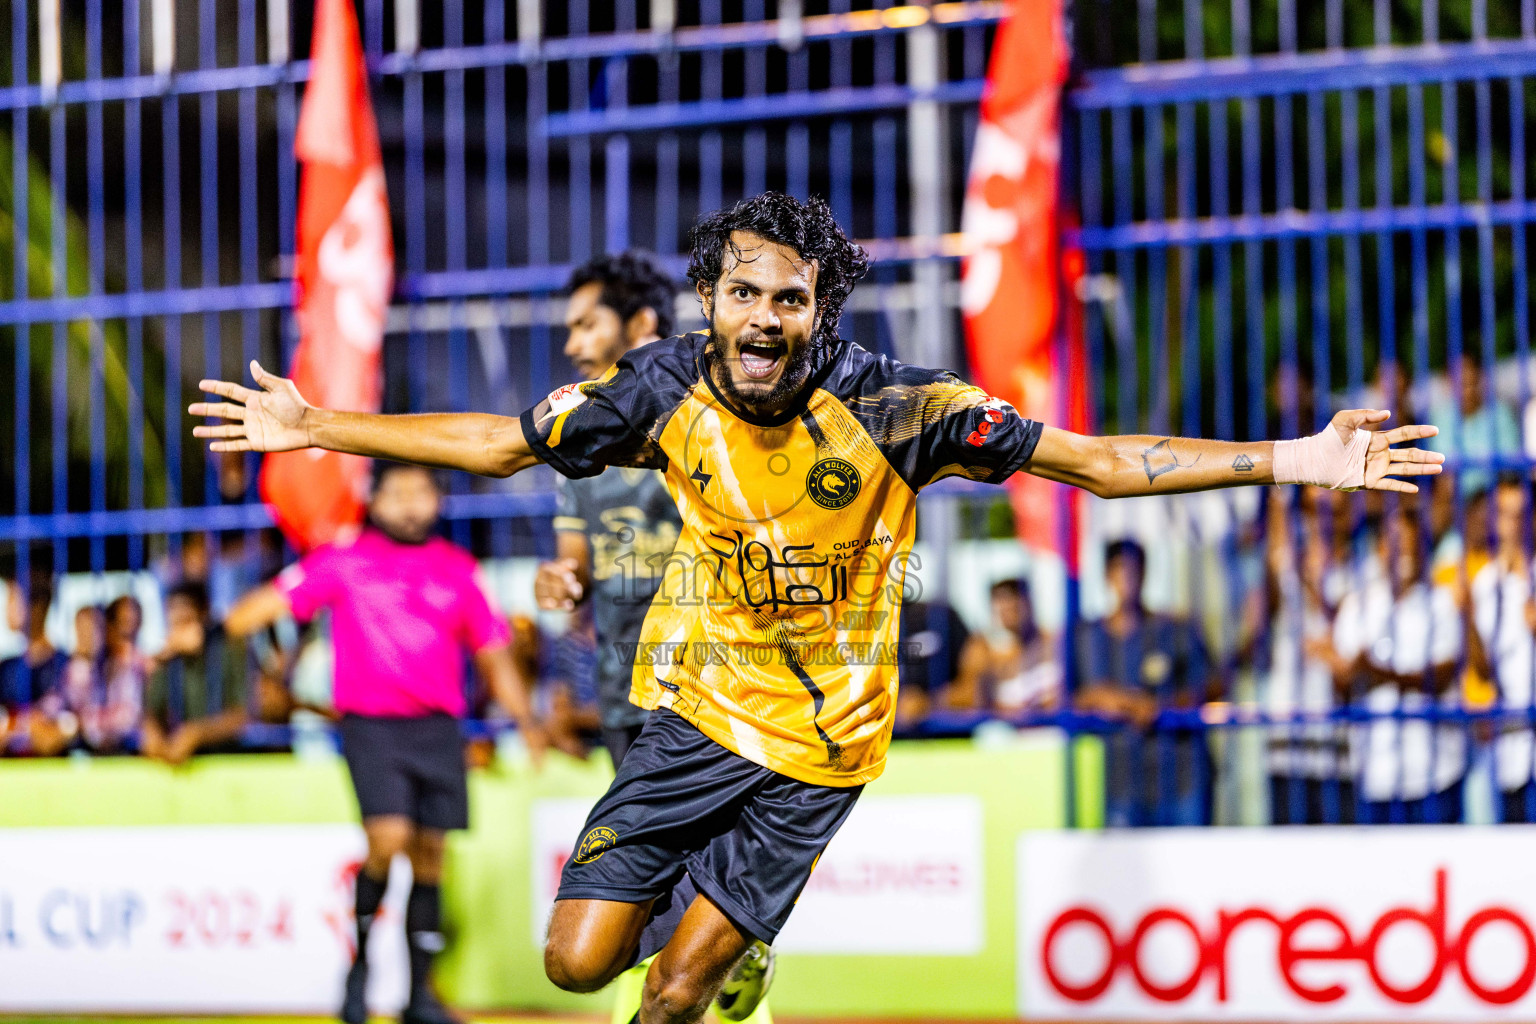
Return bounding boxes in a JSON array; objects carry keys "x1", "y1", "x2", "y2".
[
  {"x1": 519, "y1": 338, "x2": 694, "y2": 479},
  {"x1": 910, "y1": 380, "x2": 1044, "y2": 488},
  {"x1": 833, "y1": 348, "x2": 1044, "y2": 490}
]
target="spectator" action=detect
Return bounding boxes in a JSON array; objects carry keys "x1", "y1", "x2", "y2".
[
  {"x1": 1459, "y1": 475, "x2": 1536, "y2": 821},
  {"x1": 0, "y1": 581, "x2": 15, "y2": 749},
  {"x1": 154, "y1": 532, "x2": 210, "y2": 592},
  {"x1": 3, "y1": 577, "x2": 19, "y2": 638},
  {"x1": 0, "y1": 579, "x2": 69, "y2": 751},
  {"x1": 72, "y1": 604, "x2": 106, "y2": 667},
  {"x1": 511, "y1": 611, "x2": 600, "y2": 760},
  {"x1": 158, "y1": 531, "x2": 264, "y2": 622},
  {"x1": 1075, "y1": 539, "x2": 1215, "y2": 827},
  {"x1": 935, "y1": 581, "x2": 1058, "y2": 718},
  {"x1": 894, "y1": 599, "x2": 972, "y2": 728},
  {"x1": 1332, "y1": 508, "x2": 1466, "y2": 824},
  {"x1": 30, "y1": 605, "x2": 106, "y2": 756},
  {"x1": 94, "y1": 596, "x2": 149, "y2": 751},
  {"x1": 1432, "y1": 478, "x2": 1498, "y2": 710},
  {"x1": 983, "y1": 578, "x2": 1061, "y2": 715},
  {"x1": 141, "y1": 582, "x2": 248, "y2": 766},
  {"x1": 1263, "y1": 489, "x2": 1355, "y2": 824},
  {"x1": 1428, "y1": 352, "x2": 1521, "y2": 501}
]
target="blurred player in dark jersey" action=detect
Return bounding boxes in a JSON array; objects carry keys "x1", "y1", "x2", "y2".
[
  {"x1": 195, "y1": 192, "x2": 1442, "y2": 1024},
  {"x1": 534, "y1": 252, "x2": 682, "y2": 771}
]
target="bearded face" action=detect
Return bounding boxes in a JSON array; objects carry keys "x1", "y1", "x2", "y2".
[{"x1": 698, "y1": 231, "x2": 822, "y2": 419}]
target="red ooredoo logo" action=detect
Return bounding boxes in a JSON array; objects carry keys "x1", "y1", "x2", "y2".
[{"x1": 1041, "y1": 869, "x2": 1536, "y2": 1006}]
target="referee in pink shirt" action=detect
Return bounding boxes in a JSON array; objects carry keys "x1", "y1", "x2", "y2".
[{"x1": 228, "y1": 462, "x2": 545, "y2": 1024}]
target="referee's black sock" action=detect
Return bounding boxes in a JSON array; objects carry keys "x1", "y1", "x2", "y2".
[
  {"x1": 405, "y1": 882, "x2": 445, "y2": 996},
  {"x1": 353, "y1": 867, "x2": 387, "y2": 964}
]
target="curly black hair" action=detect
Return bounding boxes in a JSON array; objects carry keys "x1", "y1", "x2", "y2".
[
  {"x1": 686, "y1": 192, "x2": 869, "y2": 346},
  {"x1": 566, "y1": 250, "x2": 678, "y2": 338}
]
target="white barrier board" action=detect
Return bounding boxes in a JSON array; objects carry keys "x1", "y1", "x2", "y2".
[{"x1": 0, "y1": 824, "x2": 408, "y2": 1014}]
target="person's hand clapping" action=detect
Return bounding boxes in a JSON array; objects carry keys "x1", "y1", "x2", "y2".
[{"x1": 534, "y1": 558, "x2": 585, "y2": 611}]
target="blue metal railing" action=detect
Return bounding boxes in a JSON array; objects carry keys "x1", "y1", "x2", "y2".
[
  {"x1": 0, "y1": 0, "x2": 1010, "y2": 768},
  {"x1": 0, "y1": 0, "x2": 1002, "y2": 577},
  {"x1": 1066, "y1": 0, "x2": 1536, "y2": 826},
  {"x1": 9, "y1": 0, "x2": 1536, "y2": 831}
]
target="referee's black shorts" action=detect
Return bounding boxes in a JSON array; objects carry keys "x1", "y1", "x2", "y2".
[{"x1": 338, "y1": 714, "x2": 469, "y2": 831}]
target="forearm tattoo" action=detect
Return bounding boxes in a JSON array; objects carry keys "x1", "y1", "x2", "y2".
[{"x1": 1141, "y1": 438, "x2": 1201, "y2": 484}]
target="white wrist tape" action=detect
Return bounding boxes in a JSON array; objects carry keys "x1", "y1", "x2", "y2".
[{"x1": 1273, "y1": 426, "x2": 1373, "y2": 491}]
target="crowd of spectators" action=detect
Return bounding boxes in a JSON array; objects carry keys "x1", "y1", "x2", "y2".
[
  {"x1": 3, "y1": 354, "x2": 1534, "y2": 830},
  {"x1": 1241, "y1": 355, "x2": 1534, "y2": 829},
  {"x1": 0, "y1": 572, "x2": 247, "y2": 765},
  {"x1": 870, "y1": 356, "x2": 1536, "y2": 830}
]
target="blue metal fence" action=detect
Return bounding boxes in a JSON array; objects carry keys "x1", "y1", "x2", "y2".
[
  {"x1": 0, "y1": 0, "x2": 1000, "y2": 579},
  {"x1": 1070, "y1": 0, "x2": 1536, "y2": 443},
  {"x1": 8, "y1": 0, "x2": 1536, "y2": 827},
  {"x1": 1066, "y1": 0, "x2": 1536, "y2": 826}
]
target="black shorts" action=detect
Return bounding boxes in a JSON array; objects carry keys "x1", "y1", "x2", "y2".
[
  {"x1": 556, "y1": 708, "x2": 862, "y2": 943},
  {"x1": 600, "y1": 721, "x2": 647, "y2": 772},
  {"x1": 338, "y1": 714, "x2": 469, "y2": 831}
]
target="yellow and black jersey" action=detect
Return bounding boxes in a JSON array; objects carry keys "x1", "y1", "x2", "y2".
[{"x1": 520, "y1": 333, "x2": 1043, "y2": 786}]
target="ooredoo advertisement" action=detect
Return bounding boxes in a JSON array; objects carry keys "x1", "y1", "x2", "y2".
[{"x1": 1020, "y1": 828, "x2": 1536, "y2": 1021}]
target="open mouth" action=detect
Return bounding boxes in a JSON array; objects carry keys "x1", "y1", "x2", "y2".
[{"x1": 738, "y1": 340, "x2": 786, "y2": 380}]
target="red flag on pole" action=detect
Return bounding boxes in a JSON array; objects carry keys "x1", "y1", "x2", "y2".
[
  {"x1": 960, "y1": 0, "x2": 1086, "y2": 563},
  {"x1": 260, "y1": 0, "x2": 394, "y2": 551}
]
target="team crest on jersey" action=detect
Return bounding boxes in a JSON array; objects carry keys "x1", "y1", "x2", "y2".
[
  {"x1": 574, "y1": 826, "x2": 618, "y2": 864},
  {"x1": 807, "y1": 458, "x2": 861, "y2": 510}
]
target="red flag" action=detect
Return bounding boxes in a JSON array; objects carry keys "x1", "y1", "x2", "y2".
[
  {"x1": 960, "y1": 0, "x2": 1086, "y2": 562},
  {"x1": 260, "y1": 0, "x2": 393, "y2": 551}
]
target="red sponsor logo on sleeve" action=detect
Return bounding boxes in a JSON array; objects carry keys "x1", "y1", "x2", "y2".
[
  {"x1": 965, "y1": 400, "x2": 1010, "y2": 447},
  {"x1": 538, "y1": 382, "x2": 590, "y2": 425}
]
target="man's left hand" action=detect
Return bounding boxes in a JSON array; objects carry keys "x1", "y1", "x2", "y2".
[{"x1": 1330, "y1": 409, "x2": 1445, "y2": 494}]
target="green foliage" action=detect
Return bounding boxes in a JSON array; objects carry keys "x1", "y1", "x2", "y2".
[{"x1": 0, "y1": 127, "x2": 167, "y2": 513}]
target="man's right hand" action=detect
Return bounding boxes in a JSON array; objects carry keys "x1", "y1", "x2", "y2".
[
  {"x1": 535, "y1": 558, "x2": 585, "y2": 610},
  {"x1": 195, "y1": 359, "x2": 540, "y2": 477},
  {"x1": 190, "y1": 360, "x2": 314, "y2": 453}
]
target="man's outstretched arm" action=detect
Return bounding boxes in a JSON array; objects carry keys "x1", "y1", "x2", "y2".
[
  {"x1": 190, "y1": 361, "x2": 540, "y2": 478},
  {"x1": 1026, "y1": 409, "x2": 1443, "y2": 498}
]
